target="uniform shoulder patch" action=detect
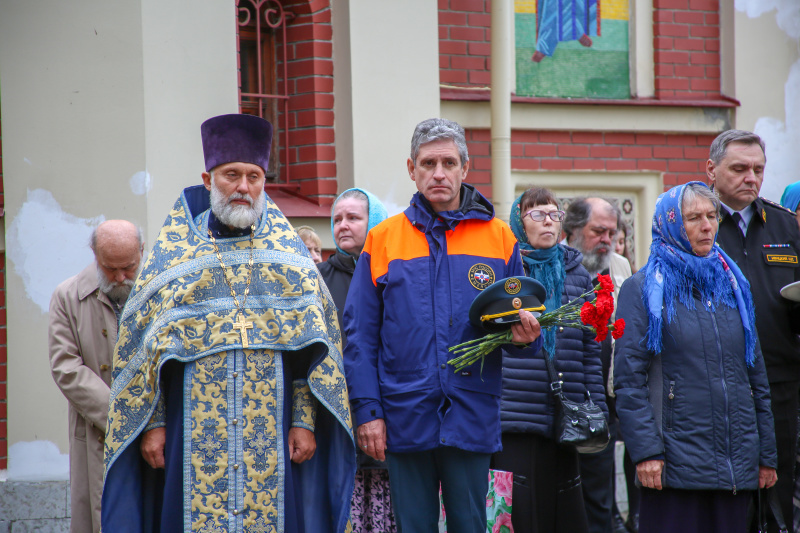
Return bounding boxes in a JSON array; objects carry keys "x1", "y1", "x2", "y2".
[{"x1": 469, "y1": 263, "x2": 495, "y2": 290}]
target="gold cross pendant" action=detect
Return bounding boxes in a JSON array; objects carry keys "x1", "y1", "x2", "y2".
[{"x1": 232, "y1": 312, "x2": 253, "y2": 349}]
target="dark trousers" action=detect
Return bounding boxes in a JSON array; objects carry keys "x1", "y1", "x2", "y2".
[
  {"x1": 492, "y1": 433, "x2": 589, "y2": 533},
  {"x1": 767, "y1": 380, "x2": 799, "y2": 532},
  {"x1": 623, "y1": 448, "x2": 640, "y2": 519},
  {"x1": 580, "y1": 421, "x2": 617, "y2": 533},
  {"x1": 639, "y1": 487, "x2": 750, "y2": 533},
  {"x1": 386, "y1": 447, "x2": 490, "y2": 533}
]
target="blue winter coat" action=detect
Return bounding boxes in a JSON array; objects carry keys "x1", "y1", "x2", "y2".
[
  {"x1": 500, "y1": 245, "x2": 607, "y2": 436},
  {"x1": 343, "y1": 185, "x2": 543, "y2": 454},
  {"x1": 614, "y1": 271, "x2": 777, "y2": 491}
]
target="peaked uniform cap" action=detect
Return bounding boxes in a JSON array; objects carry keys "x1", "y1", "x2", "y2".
[
  {"x1": 201, "y1": 114, "x2": 273, "y2": 172},
  {"x1": 469, "y1": 276, "x2": 547, "y2": 331}
]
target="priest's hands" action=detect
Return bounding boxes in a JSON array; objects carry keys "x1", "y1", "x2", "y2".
[
  {"x1": 357, "y1": 419, "x2": 387, "y2": 461},
  {"x1": 511, "y1": 310, "x2": 541, "y2": 344},
  {"x1": 288, "y1": 427, "x2": 316, "y2": 464},
  {"x1": 141, "y1": 427, "x2": 166, "y2": 469}
]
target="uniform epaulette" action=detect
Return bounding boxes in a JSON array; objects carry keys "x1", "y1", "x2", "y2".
[{"x1": 760, "y1": 196, "x2": 795, "y2": 214}]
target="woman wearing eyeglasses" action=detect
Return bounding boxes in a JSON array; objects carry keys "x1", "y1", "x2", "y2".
[{"x1": 491, "y1": 187, "x2": 607, "y2": 533}]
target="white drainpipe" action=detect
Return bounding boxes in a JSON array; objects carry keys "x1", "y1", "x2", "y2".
[{"x1": 490, "y1": 0, "x2": 513, "y2": 223}]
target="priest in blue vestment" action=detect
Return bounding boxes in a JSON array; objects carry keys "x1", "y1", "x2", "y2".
[{"x1": 102, "y1": 114, "x2": 355, "y2": 533}]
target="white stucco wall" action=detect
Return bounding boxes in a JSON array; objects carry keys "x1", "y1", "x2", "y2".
[
  {"x1": 335, "y1": 0, "x2": 441, "y2": 215},
  {"x1": 0, "y1": 0, "x2": 237, "y2": 464},
  {"x1": 733, "y1": 1, "x2": 800, "y2": 203}
]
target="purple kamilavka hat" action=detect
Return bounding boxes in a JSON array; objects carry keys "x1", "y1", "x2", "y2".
[{"x1": 201, "y1": 114, "x2": 273, "y2": 172}]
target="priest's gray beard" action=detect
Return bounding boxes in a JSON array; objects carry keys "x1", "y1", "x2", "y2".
[
  {"x1": 97, "y1": 266, "x2": 135, "y2": 305},
  {"x1": 210, "y1": 176, "x2": 265, "y2": 229}
]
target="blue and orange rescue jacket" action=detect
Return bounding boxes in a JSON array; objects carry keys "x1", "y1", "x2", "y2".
[{"x1": 343, "y1": 185, "x2": 543, "y2": 454}]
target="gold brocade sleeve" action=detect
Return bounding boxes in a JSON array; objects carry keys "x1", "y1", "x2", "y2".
[{"x1": 291, "y1": 379, "x2": 317, "y2": 432}]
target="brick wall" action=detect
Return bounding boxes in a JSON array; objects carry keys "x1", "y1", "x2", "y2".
[
  {"x1": 464, "y1": 128, "x2": 715, "y2": 198},
  {"x1": 280, "y1": 0, "x2": 337, "y2": 205},
  {"x1": 0, "y1": 113, "x2": 6, "y2": 470},
  {"x1": 653, "y1": 0, "x2": 721, "y2": 100},
  {"x1": 439, "y1": 0, "x2": 492, "y2": 87}
]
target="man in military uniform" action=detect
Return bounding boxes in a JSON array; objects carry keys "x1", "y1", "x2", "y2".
[{"x1": 708, "y1": 129, "x2": 800, "y2": 529}]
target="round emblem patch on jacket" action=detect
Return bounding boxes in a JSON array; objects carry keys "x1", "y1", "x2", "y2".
[
  {"x1": 469, "y1": 263, "x2": 495, "y2": 290},
  {"x1": 504, "y1": 278, "x2": 522, "y2": 294}
]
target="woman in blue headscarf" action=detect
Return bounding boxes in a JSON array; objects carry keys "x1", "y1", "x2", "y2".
[
  {"x1": 614, "y1": 182, "x2": 777, "y2": 533},
  {"x1": 492, "y1": 187, "x2": 606, "y2": 533},
  {"x1": 317, "y1": 188, "x2": 388, "y2": 332},
  {"x1": 780, "y1": 181, "x2": 800, "y2": 231},
  {"x1": 316, "y1": 187, "x2": 393, "y2": 533}
]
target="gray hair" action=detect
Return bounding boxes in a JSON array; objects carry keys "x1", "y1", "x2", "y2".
[
  {"x1": 709, "y1": 129, "x2": 766, "y2": 164},
  {"x1": 682, "y1": 183, "x2": 721, "y2": 216},
  {"x1": 562, "y1": 197, "x2": 621, "y2": 239},
  {"x1": 409, "y1": 118, "x2": 469, "y2": 165},
  {"x1": 90, "y1": 224, "x2": 144, "y2": 252},
  {"x1": 335, "y1": 188, "x2": 368, "y2": 206}
]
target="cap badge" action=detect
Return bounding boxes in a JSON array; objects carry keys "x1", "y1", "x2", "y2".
[
  {"x1": 504, "y1": 278, "x2": 522, "y2": 295},
  {"x1": 469, "y1": 263, "x2": 495, "y2": 290},
  {"x1": 512, "y1": 297, "x2": 522, "y2": 309}
]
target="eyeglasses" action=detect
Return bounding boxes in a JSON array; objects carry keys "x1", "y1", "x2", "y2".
[{"x1": 524, "y1": 209, "x2": 565, "y2": 222}]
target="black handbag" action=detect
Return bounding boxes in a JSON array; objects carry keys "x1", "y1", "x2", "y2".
[
  {"x1": 750, "y1": 487, "x2": 789, "y2": 533},
  {"x1": 545, "y1": 351, "x2": 610, "y2": 454}
]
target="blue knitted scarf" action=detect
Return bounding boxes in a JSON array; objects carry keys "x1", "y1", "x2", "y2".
[
  {"x1": 642, "y1": 182, "x2": 757, "y2": 366},
  {"x1": 510, "y1": 194, "x2": 565, "y2": 358}
]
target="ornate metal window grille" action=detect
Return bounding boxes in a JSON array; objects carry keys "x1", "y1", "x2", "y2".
[{"x1": 236, "y1": 0, "x2": 291, "y2": 183}]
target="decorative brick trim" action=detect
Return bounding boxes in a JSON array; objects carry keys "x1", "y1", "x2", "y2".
[{"x1": 465, "y1": 128, "x2": 715, "y2": 198}]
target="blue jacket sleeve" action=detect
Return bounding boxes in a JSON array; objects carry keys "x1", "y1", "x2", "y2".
[
  {"x1": 342, "y1": 251, "x2": 385, "y2": 427},
  {"x1": 747, "y1": 337, "x2": 778, "y2": 469},
  {"x1": 613, "y1": 275, "x2": 665, "y2": 465}
]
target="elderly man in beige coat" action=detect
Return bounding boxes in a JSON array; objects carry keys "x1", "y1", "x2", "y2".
[{"x1": 49, "y1": 220, "x2": 143, "y2": 533}]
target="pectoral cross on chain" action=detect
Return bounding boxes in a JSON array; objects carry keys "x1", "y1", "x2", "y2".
[{"x1": 232, "y1": 312, "x2": 253, "y2": 348}]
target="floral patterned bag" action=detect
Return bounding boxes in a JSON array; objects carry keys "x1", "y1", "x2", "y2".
[{"x1": 438, "y1": 469, "x2": 513, "y2": 532}]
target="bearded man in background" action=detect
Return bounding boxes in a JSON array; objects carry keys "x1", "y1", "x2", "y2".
[{"x1": 49, "y1": 219, "x2": 144, "y2": 533}]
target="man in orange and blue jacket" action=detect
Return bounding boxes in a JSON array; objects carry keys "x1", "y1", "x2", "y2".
[{"x1": 343, "y1": 118, "x2": 543, "y2": 532}]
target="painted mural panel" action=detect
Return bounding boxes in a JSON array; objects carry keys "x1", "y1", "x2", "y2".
[{"x1": 515, "y1": 0, "x2": 630, "y2": 99}]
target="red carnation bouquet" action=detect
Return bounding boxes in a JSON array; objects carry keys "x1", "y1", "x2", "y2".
[{"x1": 448, "y1": 274, "x2": 625, "y2": 373}]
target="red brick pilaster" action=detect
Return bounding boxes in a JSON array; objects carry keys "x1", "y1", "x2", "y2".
[
  {"x1": 279, "y1": 0, "x2": 337, "y2": 206},
  {"x1": 653, "y1": 0, "x2": 721, "y2": 100}
]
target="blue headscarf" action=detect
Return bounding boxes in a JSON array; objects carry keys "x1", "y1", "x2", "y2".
[
  {"x1": 780, "y1": 181, "x2": 800, "y2": 212},
  {"x1": 331, "y1": 188, "x2": 389, "y2": 257},
  {"x1": 510, "y1": 194, "x2": 565, "y2": 358},
  {"x1": 642, "y1": 181, "x2": 756, "y2": 366}
]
